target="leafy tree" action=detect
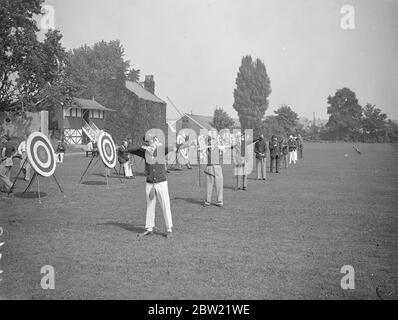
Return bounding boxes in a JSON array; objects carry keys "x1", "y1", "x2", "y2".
[
  {"x1": 66, "y1": 40, "x2": 131, "y2": 99},
  {"x1": 325, "y1": 88, "x2": 363, "y2": 141},
  {"x1": 233, "y1": 55, "x2": 271, "y2": 136},
  {"x1": 362, "y1": 103, "x2": 387, "y2": 141},
  {"x1": 127, "y1": 68, "x2": 141, "y2": 82},
  {"x1": 261, "y1": 115, "x2": 286, "y2": 140},
  {"x1": 212, "y1": 107, "x2": 235, "y2": 132},
  {"x1": 0, "y1": 0, "x2": 77, "y2": 114},
  {"x1": 385, "y1": 120, "x2": 398, "y2": 143},
  {"x1": 66, "y1": 40, "x2": 154, "y2": 143},
  {"x1": 274, "y1": 104, "x2": 299, "y2": 135}
]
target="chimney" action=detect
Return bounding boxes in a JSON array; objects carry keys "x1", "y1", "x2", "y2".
[{"x1": 144, "y1": 75, "x2": 155, "y2": 94}]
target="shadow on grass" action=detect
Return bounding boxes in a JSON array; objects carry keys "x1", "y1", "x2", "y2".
[
  {"x1": 13, "y1": 192, "x2": 48, "y2": 199},
  {"x1": 99, "y1": 222, "x2": 167, "y2": 237},
  {"x1": 172, "y1": 196, "x2": 203, "y2": 205},
  {"x1": 81, "y1": 181, "x2": 107, "y2": 186},
  {"x1": 92, "y1": 172, "x2": 145, "y2": 178}
]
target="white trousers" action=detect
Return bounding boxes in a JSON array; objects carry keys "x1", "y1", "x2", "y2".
[
  {"x1": 123, "y1": 162, "x2": 133, "y2": 177},
  {"x1": 289, "y1": 151, "x2": 296, "y2": 164},
  {"x1": 294, "y1": 150, "x2": 298, "y2": 162},
  {"x1": 145, "y1": 181, "x2": 173, "y2": 232}
]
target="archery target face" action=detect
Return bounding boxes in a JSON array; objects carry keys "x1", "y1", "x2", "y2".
[
  {"x1": 177, "y1": 134, "x2": 188, "y2": 159},
  {"x1": 198, "y1": 135, "x2": 207, "y2": 161},
  {"x1": 98, "y1": 132, "x2": 117, "y2": 169},
  {"x1": 27, "y1": 132, "x2": 56, "y2": 177}
]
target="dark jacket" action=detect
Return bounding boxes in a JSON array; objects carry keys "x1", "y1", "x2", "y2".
[
  {"x1": 56, "y1": 142, "x2": 66, "y2": 153},
  {"x1": 288, "y1": 138, "x2": 297, "y2": 152},
  {"x1": 128, "y1": 145, "x2": 171, "y2": 184},
  {"x1": 1, "y1": 141, "x2": 16, "y2": 159},
  {"x1": 118, "y1": 145, "x2": 129, "y2": 164},
  {"x1": 254, "y1": 139, "x2": 267, "y2": 160},
  {"x1": 269, "y1": 140, "x2": 280, "y2": 158},
  {"x1": 280, "y1": 140, "x2": 289, "y2": 155}
]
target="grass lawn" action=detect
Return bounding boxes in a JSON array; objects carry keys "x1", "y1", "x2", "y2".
[{"x1": 0, "y1": 143, "x2": 397, "y2": 299}]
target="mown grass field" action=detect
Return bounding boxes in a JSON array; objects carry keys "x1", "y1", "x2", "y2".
[{"x1": 0, "y1": 143, "x2": 397, "y2": 299}]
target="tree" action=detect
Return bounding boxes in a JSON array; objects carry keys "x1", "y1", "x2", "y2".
[
  {"x1": 212, "y1": 107, "x2": 235, "y2": 132},
  {"x1": 66, "y1": 40, "x2": 131, "y2": 99},
  {"x1": 261, "y1": 115, "x2": 286, "y2": 140},
  {"x1": 274, "y1": 104, "x2": 299, "y2": 135},
  {"x1": 127, "y1": 68, "x2": 140, "y2": 82},
  {"x1": 385, "y1": 120, "x2": 398, "y2": 143},
  {"x1": 0, "y1": 0, "x2": 77, "y2": 114},
  {"x1": 325, "y1": 88, "x2": 363, "y2": 141},
  {"x1": 362, "y1": 103, "x2": 387, "y2": 141},
  {"x1": 233, "y1": 55, "x2": 271, "y2": 136},
  {"x1": 66, "y1": 40, "x2": 150, "y2": 143}
]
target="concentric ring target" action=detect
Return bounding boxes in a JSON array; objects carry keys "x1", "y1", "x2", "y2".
[
  {"x1": 197, "y1": 134, "x2": 207, "y2": 161},
  {"x1": 98, "y1": 132, "x2": 117, "y2": 169},
  {"x1": 27, "y1": 132, "x2": 56, "y2": 177},
  {"x1": 177, "y1": 134, "x2": 188, "y2": 159}
]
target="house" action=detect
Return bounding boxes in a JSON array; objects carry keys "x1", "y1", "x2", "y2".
[
  {"x1": 49, "y1": 97, "x2": 114, "y2": 144},
  {"x1": 174, "y1": 113, "x2": 215, "y2": 137},
  {"x1": 105, "y1": 75, "x2": 167, "y2": 145}
]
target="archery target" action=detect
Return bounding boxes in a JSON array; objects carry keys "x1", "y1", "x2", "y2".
[
  {"x1": 230, "y1": 132, "x2": 240, "y2": 147},
  {"x1": 27, "y1": 132, "x2": 56, "y2": 177},
  {"x1": 197, "y1": 134, "x2": 207, "y2": 161},
  {"x1": 177, "y1": 134, "x2": 188, "y2": 159},
  {"x1": 98, "y1": 132, "x2": 117, "y2": 169},
  {"x1": 219, "y1": 131, "x2": 233, "y2": 149}
]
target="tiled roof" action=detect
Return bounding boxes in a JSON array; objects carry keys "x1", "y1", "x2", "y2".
[
  {"x1": 125, "y1": 81, "x2": 166, "y2": 104},
  {"x1": 187, "y1": 114, "x2": 214, "y2": 130},
  {"x1": 73, "y1": 98, "x2": 114, "y2": 111}
]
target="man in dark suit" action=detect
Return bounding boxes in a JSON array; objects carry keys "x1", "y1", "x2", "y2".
[
  {"x1": 269, "y1": 135, "x2": 280, "y2": 173},
  {"x1": 254, "y1": 134, "x2": 267, "y2": 180}
]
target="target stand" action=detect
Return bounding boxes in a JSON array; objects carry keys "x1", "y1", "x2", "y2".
[
  {"x1": 77, "y1": 132, "x2": 122, "y2": 188},
  {"x1": 8, "y1": 132, "x2": 64, "y2": 202}
]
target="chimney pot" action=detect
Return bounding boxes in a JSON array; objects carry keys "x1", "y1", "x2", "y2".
[{"x1": 144, "y1": 75, "x2": 155, "y2": 94}]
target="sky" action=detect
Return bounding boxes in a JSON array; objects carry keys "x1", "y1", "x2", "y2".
[{"x1": 44, "y1": 0, "x2": 398, "y2": 120}]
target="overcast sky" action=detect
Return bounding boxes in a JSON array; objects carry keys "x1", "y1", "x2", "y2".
[{"x1": 44, "y1": 0, "x2": 398, "y2": 120}]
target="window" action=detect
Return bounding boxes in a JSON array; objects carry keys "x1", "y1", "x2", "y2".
[
  {"x1": 64, "y1": 108, "x2": 82, "y2": 118},
  {"x1": 88, "y1": 110, "x2": 104, "y2": 119}
]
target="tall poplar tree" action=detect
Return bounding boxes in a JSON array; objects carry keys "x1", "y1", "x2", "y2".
[{"x1": 233, "y1": 55, "x2": 271, "y2": 136}]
